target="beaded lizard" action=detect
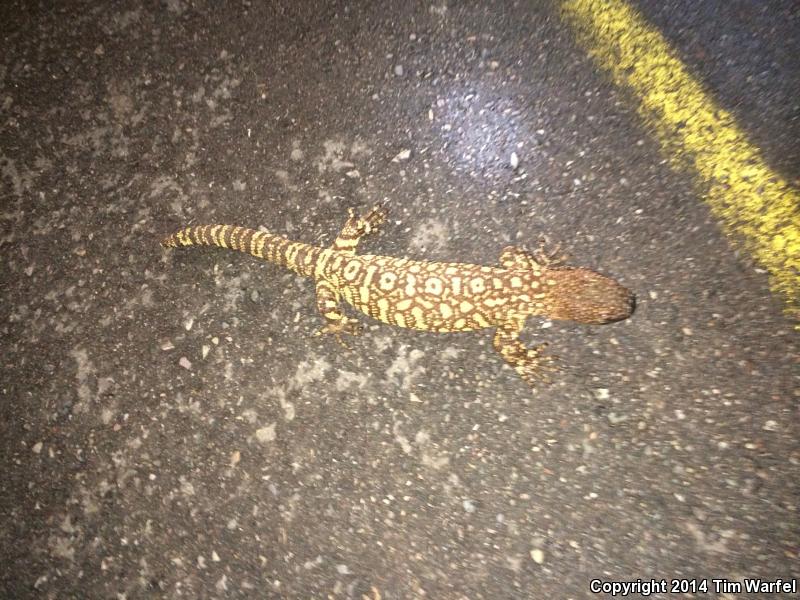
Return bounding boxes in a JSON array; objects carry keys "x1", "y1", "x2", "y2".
[{"x1": 161, "y1": 206, "x2": 634, "y2": 386}]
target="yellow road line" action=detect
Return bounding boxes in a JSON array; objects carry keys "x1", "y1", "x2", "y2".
[{"x1": 562, "y1": 0, "x2": 800, "y2": 325}]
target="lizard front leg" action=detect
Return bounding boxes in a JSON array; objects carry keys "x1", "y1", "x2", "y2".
[
  {"x1": 499, "y1": 240, "x2": 566, "y2": 271},
  {"x1": 313, "y1": 279, "x2": 362, "y2": 346},
  {"x1": 492, "y1": 320, "x2": 558, "y2": 386}
]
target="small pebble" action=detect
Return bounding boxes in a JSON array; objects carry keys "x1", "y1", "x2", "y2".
[
  {"x1": 392, "y1": 149, "x2": 411, "y2": 162},
  {"x1": 256, "y1": 424, "x2": 276, "y2": 443},
  {"x1": 593, "y1": 388, "x2": 610, "y2": 401},
  {"x1": 530, "y1": 549, "x2": 545, "y2": 564},
  {"x1": 394, "y1": 64, "x2": 404, "y2": 76},
  {"x1": 607, "y1": 412, "x2": 628, "y2": 425},
  {"x1": 179, "y1": 356, "x2": 192, "y2": 370}
]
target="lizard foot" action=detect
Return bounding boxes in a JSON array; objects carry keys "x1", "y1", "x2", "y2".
[
  {"x1": 344, "y1": 203, "x2": 388, "y2": 239},
  {"x1": 532, "y1": 237, "x2": 568, "y2": 268},
  {"x1": 361, "y1": 202, "x2": 387, "y2": 233},
  {"x1": 513, "y1": 343, "x2": 561, "y2": 386},
  {"x1": 313, "y1": 318, "x2": 363, "y2": 348}
]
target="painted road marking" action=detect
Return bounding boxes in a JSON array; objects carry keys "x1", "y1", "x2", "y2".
[{"x1": 562, "y1": 0, "x2": 800, "y2": 325}]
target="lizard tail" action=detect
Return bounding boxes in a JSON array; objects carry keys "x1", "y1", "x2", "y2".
[
  {"x1": 161, "y1": 224, "x2": 261, "y2": 251},
  {"x1": 161, "y1": 224, "x2": 322, "y2": 277}
]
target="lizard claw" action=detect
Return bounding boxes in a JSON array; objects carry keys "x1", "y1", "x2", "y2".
[
  {"x1": 314, "y1": 318, "x2": 363, "y2": 348},
  {"x1": 515, "y1": 343, "x2": 560, "y2": 386},
  {"x1": 358, "y1": 203, "x2": 387, "y2": 236},
  {"x1": 341, "y1": 204, "x2": 388, "y2": 240},
  {"x1": 533, "y1": 237, "x2": 568, "y2": 268}
]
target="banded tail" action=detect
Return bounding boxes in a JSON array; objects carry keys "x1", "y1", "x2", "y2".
[{"x1": 161, "y1": 224, "x2": 324, "y2": 278}]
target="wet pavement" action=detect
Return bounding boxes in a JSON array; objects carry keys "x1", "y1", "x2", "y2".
[{"x1": 2, "y1": 1, "x2": 798, "y2": 598}]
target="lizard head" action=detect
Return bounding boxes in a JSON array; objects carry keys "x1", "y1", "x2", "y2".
[{"x1": 533, "y1": 267, "x2": 635, "y2": 325}]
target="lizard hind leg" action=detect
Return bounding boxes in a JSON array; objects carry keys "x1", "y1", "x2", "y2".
[
  {"x1": 332, "y1": 204, "x2": 387, "y2": 254},
  {"x1": 492, "y1": 323, "x2": 559, "y2": 387},
  {"x1": 312, "y1": 205, "x2": 386, "y2": 346},
  {"x1": 313, "y1": 279, "x2": 363, "y2": 348}
]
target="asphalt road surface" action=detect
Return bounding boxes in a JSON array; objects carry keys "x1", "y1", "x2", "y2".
[{"x1": 2, "y1": 1, "x2": 798, "y2": 598}]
